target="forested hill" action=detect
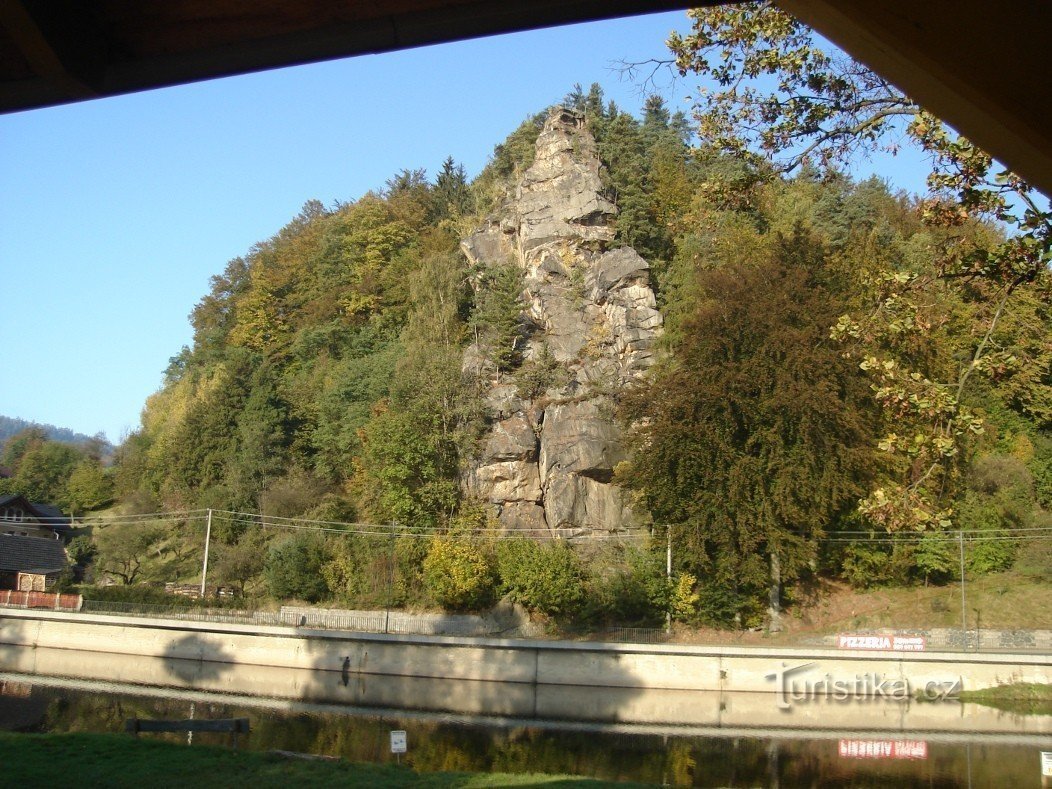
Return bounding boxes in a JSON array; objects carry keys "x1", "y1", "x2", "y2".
[
  {"x1": 113, "y1": 88, "x2": 699, "y2": 527},
  {"x1": 99, "y1": 84, "x2": 1049, "y2": 624},
  {"x1": 0, "y1": 416, "x2": 110, "y2": 452}
]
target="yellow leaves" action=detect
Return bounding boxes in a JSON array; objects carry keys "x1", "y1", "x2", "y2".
[
  {"x1": 423, "y1": 536, "x2": 494, "y2": 610},
  {"x1": 858, "y1": 485, "x2": 955, "y2": 533},
  {"x1": 670, "y1": 572, "x2": 701, "y2": 621},
  {"x1": 830, "y1": 314, "x2": 860, "y2": 340},
  {"x1": 339, "y1": 291, "x2": 379, "y2": 318}
]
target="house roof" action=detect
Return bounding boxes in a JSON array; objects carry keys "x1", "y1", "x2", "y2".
[
  {"x1": 29, "y1": 502, "x2": 69, "y2": 526},
  {"x1": 0, "y1": 494, "x2": 69, "y2": 529},
  {"x1": 0, "y1": 535, "x2": 67, "y2": 575}
]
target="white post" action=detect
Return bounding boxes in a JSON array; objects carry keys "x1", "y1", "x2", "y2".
[
  {"x1": 958, "y1": 530, "x2": 967, "y2": 648},
  {"x1": 200, "y1": 509, "x2": 212, "y2": 598},
  {"x1": 665, "y1": 527, "x2": 672, "y2": 634}
]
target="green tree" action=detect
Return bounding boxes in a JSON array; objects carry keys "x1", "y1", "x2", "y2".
[
  {"x1": 1, "y1": 426, "x2": 48, "y2": 471},
  {"x1": 229, "y1": 371, "x2": 290, "y2": 508},
  {"x1": 211, "y1": 531, "x2": 269, "y2": 596},
  {"x1": 13, "y1": 441, "x2": 83, "y2": 508},
  {"x1": 622, "y1": 228, "x2": 879, "y2": 624},
  {"x1": 469, "y1": 262, "x2": 523, "y2": 374},
  {"x1": 433, "y1": 156, "x2": 471, "y2": 219},
  {"x1": 66, "y1": 459, "x2": 114, "y2": 513},
  {"x1": 350, "y1": 250, "x2": 470, "y2": 529},
  {"x1": 263, "y1": 532, "x2": 330, "y2": 602},
  {"x1": 495, "y1": 539, "x2": 585, "y2": 617},
  {"x1": 93, "y1": 522, "x2": 165, "y2": 585},
  {"x1": 665, "y1": 2, "x2": 1051, "y2": 531}
]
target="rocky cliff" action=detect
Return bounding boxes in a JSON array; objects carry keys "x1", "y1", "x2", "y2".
[{"x1": 460, "y1": 107, "x2": 663, "y2": 539}]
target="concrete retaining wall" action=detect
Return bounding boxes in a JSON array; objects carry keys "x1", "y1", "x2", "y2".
[
  {"x1": 0, "y1": 609, "x2": 1049, "y2": 732},
  {"x1": 0, "y1": 608, "x2": 1048, "y2": 695}
]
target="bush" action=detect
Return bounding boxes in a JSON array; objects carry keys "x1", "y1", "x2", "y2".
[
  {"x1": 321, "y1": 534, "x2": 395, "y2": 606},
  {"x1": 1016, "y1": 531, "x2": 1052, "y2": 583},
  {"x1": 840, "y1": 543, "x2": 892, "y2": 589},
  {"x1": 495, "y1": 539, "x2": 585, "y2": 617},
  {"x1": 670, "y1": 573, "x2": 701, "y2": 622},
  {"x1": 583, "y1": 546, "x2": 668, "y2": 626},
  {"x1": 393, "y1": 536, "x2": 430, "y2": 607},
  {"x1": 78, "y1": 583, "x2": 246, "y2": 609},
  {"x1": 264, "y1": 533, "x2": 330, "y2": 602},
  {"x1": 423, "y1": 537, "x2": 495, "y2": 610}
]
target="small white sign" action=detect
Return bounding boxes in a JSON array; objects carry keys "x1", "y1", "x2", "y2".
[
  {"x1": 1041, "y1": 751, "x2": 1052, "y2": 777},
  {"x1": 390, "y1": 730, "x2": 407, "y2": 754}
]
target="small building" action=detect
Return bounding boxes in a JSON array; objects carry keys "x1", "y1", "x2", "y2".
[
  {"x1": 0, "y1": 495, "x2": 69, "y2": 540},
  {"x1": 0, "y1": 535, "x2": 68, "y2": 591}
]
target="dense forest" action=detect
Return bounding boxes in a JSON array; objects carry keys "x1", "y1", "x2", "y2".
[{"x1": 4, "y1": 12, "x2": 1048, "y2": 629}]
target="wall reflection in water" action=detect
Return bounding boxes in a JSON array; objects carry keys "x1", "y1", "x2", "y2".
[{"x1": 0, "y1": 647, "x2": 1049, "y2": 786}]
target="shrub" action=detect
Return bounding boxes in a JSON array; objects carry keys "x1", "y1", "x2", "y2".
[
  {"x1": 670, "y1": 572, "x2": 701, "y2": 622},
  {"x1": 583, "y1": 546, "x2": 668, "y2": 627},
  {"x1": 495, "y1": 539, "x2": 585, "y2": 617},
  {"x1": 423, "y1": 537, "x2": 495, "y2": 610},
  {"x1": 840, "y1": 543, "x2": 892, "y2": 589},
  {"x1": 321, "y1": 534, "x2": 395, "y2": 606},
  {"x1": 263, "y1": 532, "x2": 330, "y2": 602}
]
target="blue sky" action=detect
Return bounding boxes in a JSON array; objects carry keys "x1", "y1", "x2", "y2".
[{"x1": 0, "y1": 11, "x2": 929, "y2": 443}]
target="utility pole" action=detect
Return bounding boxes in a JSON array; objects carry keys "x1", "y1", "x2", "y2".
[
  {"x1": 665, "y1": 526, "x2": 672, "y2": 634},
  {"x1": 200, "y1": 509, "x2": 212, "y2": 598},
  {"x1": 958, "y1": 530, "x2": 968, "y2": 649}
]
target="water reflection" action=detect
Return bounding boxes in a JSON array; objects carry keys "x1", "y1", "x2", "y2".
[
  {"x1": 0, "y1": 644, "x2": 1050, "y2": 786},
  {"x1": 0, "y1": 675, "x2": 1049, "y2": 787},
  {"x1": 1, "y1": 646, "x2": 1048, "y2": 739}
]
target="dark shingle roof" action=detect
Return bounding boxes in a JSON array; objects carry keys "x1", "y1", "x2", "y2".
[
  {"x1": 0, "y1": 536, "x2": 67, "y2": 574},
  {"x1": 29, "y1": 503, "x2": 70, "y2": 529},
  {"x1": 0, "y1": 495, "x2": 70, "y2": 534}
]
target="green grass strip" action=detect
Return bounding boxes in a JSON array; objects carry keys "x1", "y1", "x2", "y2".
[
  {"x1": 0, "y1": 731, "x2": 650, "y2": 788},
  {"x1": 959, "y1": 682, "x2": 1052, "y2": 716}
]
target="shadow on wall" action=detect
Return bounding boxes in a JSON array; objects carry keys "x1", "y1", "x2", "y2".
[
  {"x1": 297, "y1": 633, "x2": 655, "y2": 723},
  {"x1": 161, "y1": 634, "x2": 235, "y2": 684}
]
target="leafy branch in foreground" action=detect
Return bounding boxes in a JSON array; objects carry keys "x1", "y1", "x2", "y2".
[{"x1": 664, "y1": 1, "x2": 1051, "y2": 531}]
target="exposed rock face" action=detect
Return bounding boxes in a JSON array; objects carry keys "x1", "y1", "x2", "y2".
[{"x1": 461, "y1": 107, "x2": 663, "y2": 539}]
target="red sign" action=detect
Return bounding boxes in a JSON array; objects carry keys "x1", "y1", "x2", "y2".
[
  {"x1": 839, "y1": 740, "x2": 928, "y2": 760},
  {"x1": 837, "y1": 634, "x2": 926, "y2": 651}
]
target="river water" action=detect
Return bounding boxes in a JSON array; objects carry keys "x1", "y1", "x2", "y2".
[{"x1": 0, "y1": 647, "x2": 1049, "y2": 787}]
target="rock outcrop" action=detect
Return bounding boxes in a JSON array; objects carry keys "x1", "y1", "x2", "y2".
[{"x1": 461, "y1": 107, "x2": 663, "y2": 539}]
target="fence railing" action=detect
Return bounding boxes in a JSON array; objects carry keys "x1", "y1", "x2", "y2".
[
  {"x1": 601, "y1": 627, "x2": 669, "y2": 644},
  {"x1": 80, "y1": 600, "x2": 280, "y2": 626},
  {"x1": 77, "y1": 600, "x2": 495, "y2": 637},
  {"x1": 4, "y1": 597, "x2": 671, "y2": 645},
  {"x1": 0, "y1": 590, "x2": 82, "y2": 611}
]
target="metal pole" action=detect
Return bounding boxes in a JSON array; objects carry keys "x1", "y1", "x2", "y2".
[
  {"x1": 958, "y1": 530, "x2": 967, "y2": 648},
  {"x1": 200, "y1": 509, "x2": 212, "y2": 598},
  {"x1": 666, "y1": 526, "x2": 672, "y2": 634}
]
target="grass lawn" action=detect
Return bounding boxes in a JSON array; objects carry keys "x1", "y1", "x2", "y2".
[
  {"x1": 668, "y1": 570, "x2": 1052, "y2": 647},
  {"x1": 0, "y1": 732, "x2": 652, "y2": 788},
  {"x1": 959, "y1": 682, "x2": 1052, "y2": 716}
]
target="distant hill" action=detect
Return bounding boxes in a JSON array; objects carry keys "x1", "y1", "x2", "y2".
[{"x1": 0, "y1": 415, "x2": 112, "y2": 454}]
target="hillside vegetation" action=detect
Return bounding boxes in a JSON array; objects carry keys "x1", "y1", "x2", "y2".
[{"x1": 6, "y1": 78, "x2": 1049, "y2": 630}]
